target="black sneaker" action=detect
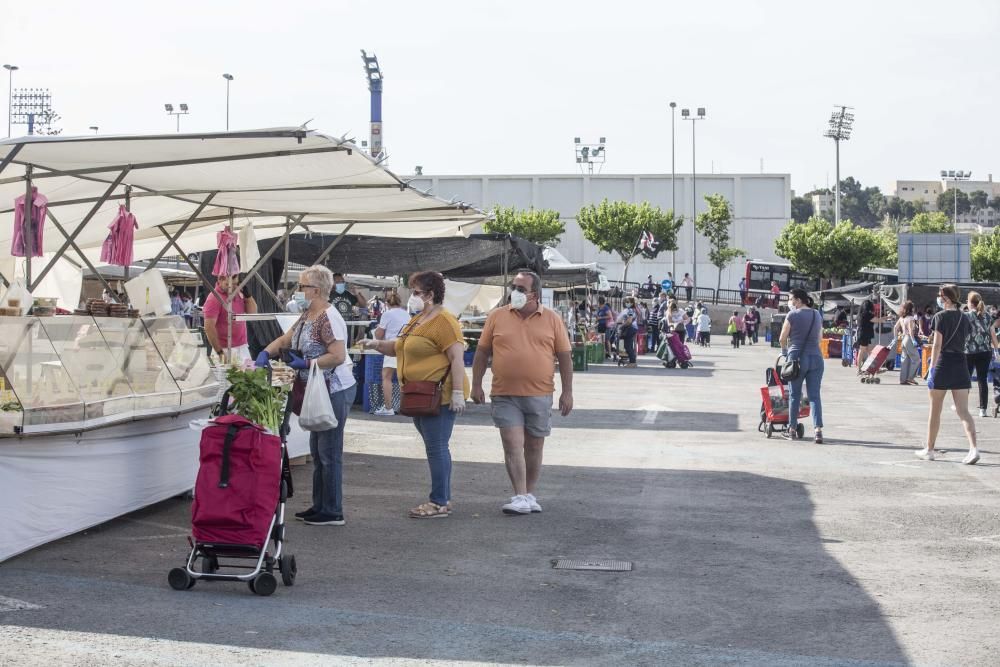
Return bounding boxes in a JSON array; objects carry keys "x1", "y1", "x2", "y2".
[
  {"x1": 304, "y1": 513, "x2": 346, "y2": 526},
  {"x1": 294, "y1": 508, "x2": 318, "y2": 521}
]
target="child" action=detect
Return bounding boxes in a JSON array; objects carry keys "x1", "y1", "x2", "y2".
[{"x1": 697, "y1": 308, "x2": 712, "y2": 347}]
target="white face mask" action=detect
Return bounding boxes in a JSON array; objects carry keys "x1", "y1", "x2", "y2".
[
  {"x1": 408, "y1": 294, "x2": 426, "y2": 314},
  {"x1": 510, "y1": 290, "x2": 528, "y2": 310},
  {"x1": 936, "y1": 296, "x2": 945, "y2": 310},
  {"x1": 292, "y1": 291, "x2": 307, "y2": 309}
]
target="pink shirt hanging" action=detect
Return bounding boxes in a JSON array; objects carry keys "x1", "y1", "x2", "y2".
[
  {"x1": 213, "y1": 228, "x2": 241, "y2": 277},
  {"x1": 12, "y1": 188, "x2": 48, "y2": 258},
  {"x1": 100, "y1": 205, "x2": 138, "y2": 267}
]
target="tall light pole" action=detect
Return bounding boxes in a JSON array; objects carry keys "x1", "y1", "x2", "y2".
[
  {"x1": 222, "y1": 73, "x2": 233, "y2": 131},
  {"x1": 941, "y1": 169, "x2": 971, "y2": 231},
  {"x1": 824, "y1": 105, "x2": 854, "y2": 225},
  {"x1": 3, "y1": 64, "x2": 18, "y2": 137},
  {"x1": 164, "y1": 103, "x2": 189, "y2": 132},
  {"x1": 89, "y1": 125, "x2": 99, "y2": 134},
  {"x1": 682, "y1": 107, "x2": 706, "y2": 293},
  {"x1": 670, "y1": 101, "x2": 677, "y2": 280}
]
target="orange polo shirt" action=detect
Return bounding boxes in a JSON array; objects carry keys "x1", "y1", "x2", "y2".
[{"x1": 479, "y1": 304, "x2": 572, "y2": 396}]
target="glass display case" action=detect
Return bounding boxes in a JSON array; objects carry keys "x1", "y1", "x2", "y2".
[{"x1": 0, "y1": 314, "x2": 219, "y2": 436}]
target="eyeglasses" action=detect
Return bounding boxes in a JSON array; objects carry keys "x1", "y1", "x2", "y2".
[{"x1": 297, "y1": 284, "x2": 316, "y2": 290}]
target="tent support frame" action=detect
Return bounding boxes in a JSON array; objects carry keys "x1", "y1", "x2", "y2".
[
  {"x1": 310, "y1": 222, "x2": 356, "y2": 267},
  {"x1": 45, "y1": 209, "x2": 117, "y2": 301},
  {"x1": 145, "y1": 192, "x2": 218, "y2": 272}
]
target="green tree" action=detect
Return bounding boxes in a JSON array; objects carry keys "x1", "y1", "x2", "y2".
[
  {"x1": 877, "y1": 217, "x2": 904, "y2": 267},
  {"x1": 576, "y1": 199, "x2": 682, "y2": 282},
  {"x1": 936, "y1": 189, "x2": 971, "y2": 219},
  {"x1": 484, "y1": 206, "x2": 565, "y2": 246},
  {"x1": 969, "y1": 190, "x2": 990, "y2": 210},
  {"x1": 902, "y1": 199, "x2": 927, "y2": 219},
  {"x1": 774, "y1": 217, "x2": 891, "y2": 284},
  {"x1": 908, "y1": 211, "x2": 952, "y2": 233},
  {"x1": 972, "y1": 230, "x2": 1000, "y2": 281},
  {"x1": 836, "y1": 177, "x2": 884, "y2": 227},
  {"x1": 791, "y1": 196, "x2": 814, "y2": 224},
  {"x1": 694, "y1": 194, "x2": 746, "y2": 293},
  {"x1": 989, "y1": 195, "x2": 1000, "y2": 212}
]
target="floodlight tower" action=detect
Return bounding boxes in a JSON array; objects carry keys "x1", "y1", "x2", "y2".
[
  {"x1": 824, "y1": 105, "x2": 854, "y2": 225},
  {"x1": 360, "y1": 50, "x2": 384, "y2": 160},
  {"x1": 574, "y1": 137, "x2": 607, "y2": 174},
  {"x1": 940, "y1": 169, "x2": 971, "y2": 231}
]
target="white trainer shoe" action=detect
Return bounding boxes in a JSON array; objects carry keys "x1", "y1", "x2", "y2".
[
  {"x1": 915, "y1": 448, "x2": 935, "y2": 461},
  {"x1": 526, "y1": 493, "x2": 542, "y2": 513},
  {"x1": 963, "y1": 449, "x2": 981, "y2": 465},
  {"x1": 979, "y1": 408, "x2": 988, "y2": 418},
  {"x1": 501, "y1": 495, "x2": 532, "y2": 515},
  {"x1": 373, "y1": 407, "x2": 395, "y2": 416}
]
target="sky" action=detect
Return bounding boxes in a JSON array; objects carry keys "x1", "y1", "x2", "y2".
[{"x1": 1, "y1": 0, "x2": 998, "y2": 196}]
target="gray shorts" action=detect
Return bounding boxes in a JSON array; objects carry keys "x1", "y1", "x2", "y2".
[{"x1": 490, "y1": 395, "x2": 553, "y2": 437}]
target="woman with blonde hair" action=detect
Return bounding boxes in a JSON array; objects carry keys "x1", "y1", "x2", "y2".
[
  {"x1": 256, "y1": 264, "x2": 357, "y2": 525},
  {"x1": 372, "y1": 291, "x2": 409, "y2": 416},
  {"x1": 964, "y1": 291, "x2": 998, "y2": 417},
  {"x1": 916, "y1": 284, "x2": 979, "y2": 464},
  {"x1": 894, "y1": 301, "x2": 920, "y2": 385}
]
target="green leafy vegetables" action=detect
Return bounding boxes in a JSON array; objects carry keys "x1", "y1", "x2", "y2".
[{"x1": 224, "y1": 367, "x2": 289, "y2": 434}]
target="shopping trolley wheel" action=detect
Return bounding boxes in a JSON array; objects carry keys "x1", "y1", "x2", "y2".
[
  {"x1": 168, "y1": 568, "x2": 193, "y2": 591},
  {"x1": 251, "y1": 572, "x2": 278, "y2": 597},
  {"x1": 874, "y1": 377, "x2": 881, "y2": 384},
  {"x1": 994, "y1": 405, "x2": 999, "y2": 418},
  {"x1": 842, "y1": 360, "x2": 849, "y2": 367},
  {"x1": 280, "y1": 554, "x2": 297, "y2": 587},
  {"x1": 201, "y1": 556, "x2": 219, "y2": 575},
  {"x1": 796, "y1": 424, "x2": 805, "y2": 439},
  {"x1": 765, "y1": 423, "x2": 774, "y2": 438}
]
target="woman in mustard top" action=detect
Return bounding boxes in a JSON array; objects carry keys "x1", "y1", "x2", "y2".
[{"x1": 362, "y1": 271, "x2": 470, "y2": 518}]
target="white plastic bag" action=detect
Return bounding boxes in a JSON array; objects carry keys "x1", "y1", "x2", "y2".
[
  {"x1": 298, "y1": 361, "x2": 338, "y2": 431},
  {"x1": 2, "y1": 278, "x2": 33, "y2": 315}
]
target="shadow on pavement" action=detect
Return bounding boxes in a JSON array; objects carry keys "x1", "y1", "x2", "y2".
[
  {"x1": 583, "y1": 363, "x2": 715, "y2": 378},
  {"x1": 0, "y1": 455, "x2": 909, "y2": 666},
  {"x1": 351, "y1": 405, "x2": 739, "y2": 432}
]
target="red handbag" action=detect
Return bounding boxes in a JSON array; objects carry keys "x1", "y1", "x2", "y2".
[{"x1": 399, "y1": 380, "x2": 442, "y2": 417}]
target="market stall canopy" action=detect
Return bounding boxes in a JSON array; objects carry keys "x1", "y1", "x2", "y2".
[
  {"x1": 259, "y1": 232, "x2": 543, "y2": 280},
  {"x1": 0, "y1": 129, "x2": 487, "y2": 270},
  {"x1": 540, "y1": 247, "x2": 602, "y2": 287},
  {"x1": 811, "y1": 281, "x2": 880, "y2": 310}
]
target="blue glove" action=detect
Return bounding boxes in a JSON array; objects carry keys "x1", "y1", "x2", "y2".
[
  {"x1": 288, "y1": 351, "x2": 309, "y2": 370},
  {"x1": 254, "y1": 351, "x2": 270, "y2": 368}
]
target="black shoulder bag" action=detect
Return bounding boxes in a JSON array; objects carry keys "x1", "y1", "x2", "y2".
[{"x1": 780, "y1": 310, "x2": 818, "y2": 382}]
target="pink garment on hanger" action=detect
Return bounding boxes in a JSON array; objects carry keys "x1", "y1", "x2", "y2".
[
  {"x1": 212, "y1": 228, "x2": 240, "y2": 277},
  {"x1": 100, "y1": 205, "x2": 138, "y2": 267},
  {"x1": 12, "y1": 188, "x2": 49, "y2": 258}
]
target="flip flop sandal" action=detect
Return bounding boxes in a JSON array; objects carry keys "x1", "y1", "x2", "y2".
[{"x1": 409, "y1": 502, "x2": 451, "y2": 519}]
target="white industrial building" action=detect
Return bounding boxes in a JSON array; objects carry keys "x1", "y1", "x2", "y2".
[{"x1": 407, "y1": 173, "x2": 791, "y2": 289}]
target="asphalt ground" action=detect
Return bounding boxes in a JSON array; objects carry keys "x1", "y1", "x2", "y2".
[{"x1": 1, "y1": 339, "x2": 999, "y2": 666}]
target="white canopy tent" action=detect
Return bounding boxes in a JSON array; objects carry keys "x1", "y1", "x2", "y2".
[{"x1": 0, "y1": 128, "x2": 485, "y2": 307}]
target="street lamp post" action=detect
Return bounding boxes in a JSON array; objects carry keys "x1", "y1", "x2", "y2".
[
  {"x1": 670, "y1": 101, "x2": 677, "y2": 280},
  {"x1": 164, "y1": 103, "x2": 190, "y2": 132},
  {"x1": 941, "y1": 170, "x2": 971, "y2": 231},
  {"x1": 682, "y1": 107, "x2": 706, "y2": 293},
  {"x1": 824, "y1": 105, "x2": 854, "y2": 225},
  {"x1": 222, "y1": 74, "x2": 233, "y2": 131},
  {"x1": 3, "y1": 64, "x2": 18, "y2": 137},
  {"x1": 89, "y1": 126, "x2": 99, "y2": 134}
]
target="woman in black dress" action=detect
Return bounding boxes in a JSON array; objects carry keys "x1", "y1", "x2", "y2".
[
  {"x1": 855, "y1": 299, "x2": 877, "y2": 374},
  {"x1": 916, "y1": 284, "x2": 979, "y2": 464}
]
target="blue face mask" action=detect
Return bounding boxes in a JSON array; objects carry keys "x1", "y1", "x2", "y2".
[{"x1": 335, "y1": 283, "x2": 346, "y2": 295}]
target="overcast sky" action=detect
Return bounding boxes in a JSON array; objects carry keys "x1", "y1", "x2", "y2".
[{"x1": 2, "y1": 0, "x2": 997, "y2": 196}]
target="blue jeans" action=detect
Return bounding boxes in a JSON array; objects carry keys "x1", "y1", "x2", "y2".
[
  {"x1": 412, "y1": 407, "x2": 457, "y2": 506},
  {"x1": 309, "y1": 384, "x2": 356, "y2": 516},
  {"x1": 788, "y1": 354, "x2": 824, "y2": 430}
]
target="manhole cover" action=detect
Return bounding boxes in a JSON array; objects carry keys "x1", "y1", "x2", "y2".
[{"x1": 552, "y1": 559, "x2": 633, "y2": 572}]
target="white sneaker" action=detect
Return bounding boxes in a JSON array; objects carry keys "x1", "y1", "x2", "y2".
[
  {"x1": 915, "y1": 448, "x2": 935, "y2": 461},
  {"x1": 373, "y1": 407, "x2": 395, "y2": 416},
  {"x1": 526, "y1": 493, "x2": 542, "y2": 513},
  {"x1": 979, "y1": 408, "x2": 988, "y2": 418},
  {"x1": 963, "y1": 449, "x2": 981, "y2": 465},
  {"x1": 501, "y1": 495, "x2": 532, "y2": 515}
]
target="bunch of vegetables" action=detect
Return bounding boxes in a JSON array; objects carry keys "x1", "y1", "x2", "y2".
[{"x1": 224, "y1": 366, "x2": 288, "y2": 434}]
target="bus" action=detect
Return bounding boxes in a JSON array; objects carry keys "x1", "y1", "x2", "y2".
[{"x1": 744, "y1": 260, "x2": 898, "y2": 295}]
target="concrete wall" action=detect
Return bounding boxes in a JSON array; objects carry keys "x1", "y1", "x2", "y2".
[{"x1": 408, "y1": 173, "x2": 791, "y2": 290}]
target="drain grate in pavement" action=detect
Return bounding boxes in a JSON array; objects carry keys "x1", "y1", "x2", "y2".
[{"x1": 552, "y1": 559, "x2": 633, "y2": 572}]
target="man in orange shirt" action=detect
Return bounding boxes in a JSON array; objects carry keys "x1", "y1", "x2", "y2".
[{"x1": 471, "y1": 270, "x2": 574, "y2": 516}]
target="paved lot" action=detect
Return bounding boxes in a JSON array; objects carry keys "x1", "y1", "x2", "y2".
[{"x1": 1, "y1": 341, "x2": 999, "y2": 666}]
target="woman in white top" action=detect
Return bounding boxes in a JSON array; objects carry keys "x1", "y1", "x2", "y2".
[{"x1": 373, "y1": 291, "x2": 410, "y2": 416}]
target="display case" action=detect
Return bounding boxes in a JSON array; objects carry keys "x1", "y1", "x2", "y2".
[{"x1": 0, "y1": 314, "x2": 219, "y2": 436}]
